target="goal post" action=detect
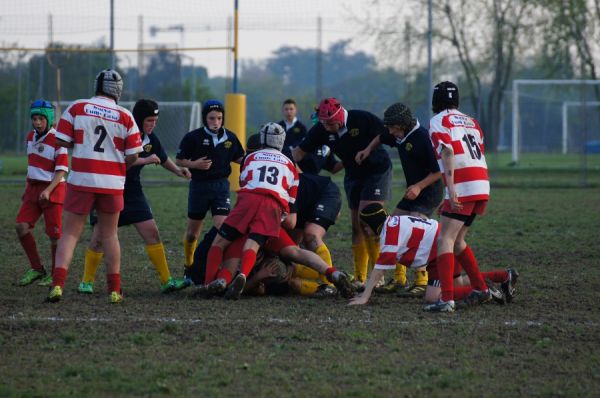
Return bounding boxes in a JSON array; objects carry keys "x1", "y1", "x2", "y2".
[{"x1": 512, "y1": 79, "x2": 600, "y2": 163}]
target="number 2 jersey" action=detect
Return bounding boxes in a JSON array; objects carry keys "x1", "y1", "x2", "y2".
[
  {"x1": 429, "y1": 109, "x2": 489, "y2": 202},
  {"x1": 375, "y1": 216, "x2": 440, "y2": 270},
  {"x1": 239, "y1": 148, "x2": 299, "y2": 211},
  {"x1": 55, "y1": 96, "x2": 142, "y2": 195}
]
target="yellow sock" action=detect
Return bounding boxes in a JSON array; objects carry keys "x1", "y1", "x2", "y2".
[
  {"x1": 299, "y1": 279, "x2": 320, "y2": 296},
  {"x1": 415, "y1": 269, "x2": 428, "y2": 286},
  {"x1": 183, "y1": 237, "x2": 198, "y2": 267},
  {"x1": 293, "y1": 264, "x2": 321, "y2": 280},
  {"x1": 366, "y1": 235, "x2": 380, "y2": 271},
  {"x1": 146, "y1": 242, "x2": 171, "y2": 284},
  {"x1": 394, "y1": 263, "x2": 408, "y2": 285},
  {"x1": 315, "y1": 243, "x2": 333, "y2": 284},
  {"x1": 351, "y1": 240, "x2": 369, "y2": 282},
  {"x1": 82, "y1": 248, "x2": 103, "y2": 283}
]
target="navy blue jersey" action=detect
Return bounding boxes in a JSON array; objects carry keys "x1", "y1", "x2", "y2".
[
  {"x1": 278, "y1": 119, "x2": 307, "y2": 160},
  {"x1": 125, "y1": 132, "x2": 168, "y2": 190},
  {"x1": 176, "y1": 127, "x2": 244, "y2": 181},
  {"x1": 297, "y1": 145, "x2": 339, "y2": 175},
  {"x1": 290, "y1": 173, "x2": 336, "y2": 216},
  {"x1": 299, "y1": 110, "x2": 391, "y2": 179},
  {"x1": 379, "y1": 123, "x2": 440, "y2": 187}
]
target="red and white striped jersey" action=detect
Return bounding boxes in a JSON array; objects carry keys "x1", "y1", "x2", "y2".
[
  {"x1": 429, "y1": 110, "x2": 489, "y2": 201},
  {"x1": 55, "y1": 96, "x2": 142, "y2": 194},
  {"x1": 25, "y1": 128, "x2": 69, "y2": 182},
  {"x1": 239, "y1": 149, "x2": 299, "y2": 211},
  {"x1": 375, "y1": 216, "x2": 440, "y2": 270}
]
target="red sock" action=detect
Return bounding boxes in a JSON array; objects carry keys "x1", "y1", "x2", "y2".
[
  {"x1": 437, "y1": 252, "x2": 455, "y2": 302},
  {"x1": 204, "y1": 246, "x2": 224, "y2": 284},
  {"x1": 481, "y1": 270, "x2": 509, "y2": 283},
  {"x1": 107, "y1": 273, "x2": 121, "y2": 293},
  {"x1": 52, "y1": 267, "x2": 68, "y2": 288},
  {"x1": 453, "y1": 285, "x2": 473, "y2": 301},
  {"x1": 216, "y1": 268, "x2": 233, "y2": 284},
  {"x1": 51, "y1": 243, "x2": 57, "y2": 274},
  {"x1": 19, "y1": 233, "x2": 43, "y2": 271},
  {"x1": 240, "y1": 249, "x2": 257, "y2": 276},
  {"x1": 456, "y1": 246, "x2": 486, "y2": 291}
]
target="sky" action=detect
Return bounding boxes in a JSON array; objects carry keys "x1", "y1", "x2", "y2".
[{"x1": 1, "y1": 0, "x2": 384, "y2": 77}]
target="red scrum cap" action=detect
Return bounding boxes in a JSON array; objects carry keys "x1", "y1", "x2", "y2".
[{"x1": 317, "y1": 97, "x2": 345, "y2": 125}]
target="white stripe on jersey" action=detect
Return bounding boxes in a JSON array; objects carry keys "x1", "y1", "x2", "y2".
[{"x1": 26, "y1": 128, "x2": 68, "y2": 182}]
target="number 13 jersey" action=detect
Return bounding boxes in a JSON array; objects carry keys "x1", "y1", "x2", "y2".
[
  {"x1": 429, "y1": 109, "x2": 489, "y2": 202},
  {"x1": 239, "y1": 148, "x2": 299, "y2": 211},
  {"x1": 56, "y1": 96, "x2": 142, "y2": 195}
]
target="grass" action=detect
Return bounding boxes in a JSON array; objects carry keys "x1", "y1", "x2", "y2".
[{"x1": 0, "y1": 160, "x2": 600, "y2": 396}]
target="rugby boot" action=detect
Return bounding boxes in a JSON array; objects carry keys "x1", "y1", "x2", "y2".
[
  {"x1": 37, "y1": 274, "x2": 53, "y2": 287},
  {"x1": 310, "y1": 284, "x2": 338, "y2": 298},
  {"x1": 47, "y1": 286, "x2": 63, "y2": 303},
  {"x1": 109, "y1": 291, "x2": 123, "y2": 303},
  {"x1": 329, "y1": 270, "x2": 354, "y2": 299},
  {"x1": 19, "y1": 269, "x2": 46, "y2": 286},
  {"x1": 374, "y1": 278, "x2": 405, "y2": 294},
  {"x1": 161, "y1": 277, "x2": 189, "y2": 294},
  {"x1": 224, "y1": 273, "x2": 246, "y2": 300},
  {"x1": 423, "y1": 299, "x2": 455, "y2": 312},
  {"x1": 501, "y1": 268, "x2": 519, "y2": 303},
  {"x1": 457, "y1": 289, "x2": 492, "y2": 309},
  {"x1": 397, "y1": 284, "x2": 427, "y2": 298},
  {"x1": 78, "y1": 282, "x2": 94, "y2": 294}
]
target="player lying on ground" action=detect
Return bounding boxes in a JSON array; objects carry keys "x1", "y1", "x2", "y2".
[{"x1": 348, "y1": 204, "x2": 518, "y2": 308}]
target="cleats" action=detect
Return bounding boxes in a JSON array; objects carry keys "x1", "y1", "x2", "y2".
[
  {"x1": 310, "y1": 284, "x2": 338, "y2": 298},
  {"x1": 330, "y1": 271, "x2": 354, "y2": 299},
  {"x1": 374, "y1": 278, "x2": 405, "y2": 294},
  {"x1": 78, "y1": 282, "x2": 94, "y2": 294},
  {"x1": 397, "y1": 284, "x2": 427, "y2": 298},
  {"x1": 423, "y1": 299, "x2": 455, "y2": 312},
  {"x1": 224, "y1": 273, "x2": 246, "y2": 300},
  {"x1": 458, "y1": 289, "x2": 492, "y2": 308},
  {"x1": 486, "y1": 279, "x2": 506, "y2": 305},
  {"x1": 47, "y1": 286, "x2": 63, "y2": 303},
  {"x1": 109, "y1": 291, "x2": 123, "y2": 303},
  {"x1": 351, "y1": 279, "x2": 365, "y2": 293},
  {"x1": 195, "y1": 278, "x2": 227, "y2": 298},
  {"x1": 37, "y1": 274, "x2": 53, "y2": 287},
  {"x1": 19, "y1": 269, "x2": 46, "y2": 286},
  {"x1": 160, "y1": 277, "x2": 189, "y2": 294},
  {"x1": 501, "y1": 268, "x2": 519, "y2": 303}
]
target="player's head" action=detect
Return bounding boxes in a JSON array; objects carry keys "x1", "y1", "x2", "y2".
[
  {"x1": 383, "y1": 102, "x2": 416, "y2": 138},
  {"x1": 202, "y1": 99, "x2": 225, "y2": 132},
  {"x1": 95, "y1": 69, "x2": 123, "y2": 102},
  {"x1": 30, "y1": 99, "x2": 54, "y2": 133},
  {"x1": 246, "y1": 134, "x2": 261, "y2": 154},
  {"x1": 133, "y1": 99, "x2": 159, "y2": 135},
  {"x1": 317, "y1": 97, "x2": 345, "y2": 132},
  {"x1": 282, "y1": 98, "x2": 297, "y2": 121},
  {"x1": 359, "y1": 203, "x2": 388, "y2": 236},
  {"x1": 259, "y1": 122, "x2": 286, "y2": 151},
  {"x1": 432, "y1": 81, "x2": 459, "y2": 114}
]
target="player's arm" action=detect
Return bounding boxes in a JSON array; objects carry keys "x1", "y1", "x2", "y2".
[
  {"x1": 348, "y1": 268, "x2": 385, "y2": 305},
  {"x1": 56, "y1": 139, "x2": 74, "y2": 148},
  {"x1": 355, "y1": 135, "x2": 381, "y2": 165},
  {"x1": 405, "y1": 171, "x2": 442, "y2": 200},
  {"x1": 125, "y1": 153, "x2": 139, "y2": 169},
  {"x1": 162, "y1": 157, "x2": 191, "y2": 179},
  {"x1": 440, "y1": 146, "x2": 461, "y2": 210},
  {"x1": 39, "y1": 170, "x2": 67, "y2": 203},
  {"x1": 292, "y1": 146, "x2": 307, "y2": 163},
  {"x1": 132, "y1": 154, "x2": 161, "y2": 167}
]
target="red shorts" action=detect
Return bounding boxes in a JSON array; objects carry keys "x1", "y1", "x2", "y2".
[
  {"x1": 440, "y1": 199, "x2": 488, "y2": 217},
  {"x1": 16, "y1": 183, "x2": 64, "y2": 239},
  {"x1": 64, "y1": 184, "x2": 124, "y2": 215},
  {"x1": 264, "y1": 228, "x2": 296, "y2": 254},
  {"x1": 224, "y1": 192, "x2": 283, "y2": 238}
]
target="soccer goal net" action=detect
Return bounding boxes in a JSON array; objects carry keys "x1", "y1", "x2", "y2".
[
  {"x1": 511, "y1": 80, "x2": 600, "y2": 162},
  {"x1": 57, "y1": 101, "x2": 202, "y2": 154}
]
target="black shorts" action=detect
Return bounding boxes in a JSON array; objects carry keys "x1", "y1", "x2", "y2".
[
  {"x1": 396, "y1": 180, "x2": 443, "y2": 217},
  {"x1": 89, "y1": 186, "x2": 153, "y2": 227},
  {"x1": 188, "y1": 178, "x2": 231, "y2": 220},
  {"x1": 344, "y1": 165, "x2": 392, "y2": 210},
  {"x1": 296, "y1": 182, "x2": 341, "y2": 231}
]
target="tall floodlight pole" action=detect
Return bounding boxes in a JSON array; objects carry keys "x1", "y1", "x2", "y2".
[
  {"x1": 427, "y1": 0, "x2": 433, "y2": 112},
  {"x1": 110, "y1": 0, "x2": 115, "y2": 68},
  {"x1": 233, "y1": 0, "x2": 239, "y2": 93}
]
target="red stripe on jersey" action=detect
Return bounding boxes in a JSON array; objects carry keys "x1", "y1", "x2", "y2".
[
  {"x1": 113, "y1": 136, "x2": 125, "y2": 152},
  {"x1": 26, "y1": 131, "x2": 35, "y2": 141},
  {"x1": 377, "y1": 252, "x2": 398, "y2": 266},
  {"x1": 125, "y1": 133, "x2": 142, "y2": 150},
  {"x1": 56, "y1": 119, "x2": 74, "y2": 140},
  {"x1": 29, "y1": 153, "x2": 55, "y2": 171},
  {"x1": 430, "y1": 132, "x2": 451, "y2": 148},
  {"x1": 55, "y1": 153, "x2": 69, "y2": 169},
  {"x1": 384, "y1": 223, "x2": 400, "y2": 246},
  {"x1": 451, "y1": 140, "x2": 465, "y2": 155},
  {"x1": 74, "y1": 129, "x2": 84, "y2": 144},
  {"x1": 288, "y1": 185, "x2": 298, "y2": 201},
  {"x1": 71, "y1": 157, "x2": 126, "y2": 176},
  {"x1": 399, "y1": 227, "x2": 425, "y2": 265},
  {"x1": 454, "y1": 166, "x2": 488, "y2": 184}
]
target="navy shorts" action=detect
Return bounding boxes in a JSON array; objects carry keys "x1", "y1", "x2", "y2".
[
  {"x1": 296, "y1": 182, "x2": 341, "y2": 231},
  {"x1": 344, "y1": 165, "x2": 392, "y2": 209},
  {"x1": 188, "y1": 178, "x2": 231, "y2": 220},
  {"x1": 89, "y1": 186, "x2": 153, "y2": 227},
  {"x1": 396, "y1": 180, "x2": 443, "y2": 217}
]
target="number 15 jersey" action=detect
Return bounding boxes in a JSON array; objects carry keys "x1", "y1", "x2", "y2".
[
  {"x1": 239, "y1": 148, "x2": 299, "y2": 211},
  {"x1": 56, "y1": 96, "x2": 142, "y2": 195},
  {"x1": 429, "y1": 109, "x2": 489, "y2": 202}
]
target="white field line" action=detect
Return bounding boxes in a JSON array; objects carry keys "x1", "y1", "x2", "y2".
[{"x1": 2, "y1": 314, "x2": 599, "y2": 327}]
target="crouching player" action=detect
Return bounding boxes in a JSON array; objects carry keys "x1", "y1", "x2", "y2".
[
  {"x1": 15, "y1": 100, "x2": 68, "y2": 286},
  {"x1": 348, "y1": 204, "x2": 518, "y2": 308}
]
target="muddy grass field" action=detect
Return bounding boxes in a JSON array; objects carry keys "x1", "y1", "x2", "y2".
[{"x1": 1, "y1": 183, "x2": 599, "y2": 397}]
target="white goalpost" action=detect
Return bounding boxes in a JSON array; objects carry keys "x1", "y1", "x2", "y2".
[{"x1": 511, "y1": 79, "x2": 600, "y2": 162}]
